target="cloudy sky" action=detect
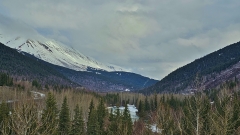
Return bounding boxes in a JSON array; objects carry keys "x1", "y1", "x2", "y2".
[{"x1": 1, "y1": 0, "x2": 240, "y2": 80}]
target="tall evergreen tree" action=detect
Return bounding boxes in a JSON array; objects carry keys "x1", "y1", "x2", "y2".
[
  {"x1": 138, "y1": 100, "x2": 144, "y2": 118},
  {"x1": 97, "y1": 98, "x2": 106, "y2": 133},
  {"x1": 144, "y1": 97, "x2": 150, "y2": 112},
  {"x1": 87, "y1": 101, "x2": 100, "y2": 135},
  {"x1": 150, "y1": 99, "x2": 154, "y2": 112},
  {"x1": 58, "y1": 96, "x2": 70, "y2": 135},
  {"x1": 89, "y1": 99, "x2": 94, "y2": 116},
  {"x1": 71, "y1": 104, "x2": 85, "y2": 135},
  {"x1": 40, "y1": 92, "x2": 58, "y2": 135},
  {"x1": 108, "y1": 107, "x2": 121, "y2": 135},
  {"x1": 154, "y1": 94, "x2": 158, "y2": 111},
  {"x1": 123, "y1": 104, "x2": 133, "y2": 135},
  {"x1": 87, "y1": 109, "x2": 100, "y2": 135}
]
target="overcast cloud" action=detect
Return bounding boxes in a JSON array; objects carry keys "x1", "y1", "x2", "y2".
[{"x1": 1, "y1": 0, "x2": 240, "y2": 80}]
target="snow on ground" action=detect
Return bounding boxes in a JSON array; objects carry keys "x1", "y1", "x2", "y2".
[
  {"x1": 107, "y1": 104, "x2": 162, "y2": 133},
  {"x1": 30, "y1": 91, "x2": 45, "y2": 99},
  {"x1": 0, "y1": 91, "x2": 45, "y2": 104},
  {"x1": 107, "y1": 104, "x2": 139, "y2": 122},
  {"x1": 149, "y1": 124, "x2": 162, "y2": 133}
]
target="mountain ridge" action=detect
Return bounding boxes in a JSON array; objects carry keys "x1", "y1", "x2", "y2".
[
  {"x1": 143, "y1": 41, "x2": 240, "y2": 94},
  {"x1": 0, "y1": 33, "x2": 125, "y2": 72},
  {"x1": 0, "y1": 15, "x2": 158, "y2": 91},
  {"x1": 0, "y1": 41, "x2": 77, "y2": 87},
  {"x1": 0, "y1": 13, "x2": 126, "y2": 72},
  {"x1": 0, "y1": 41, "x2": 157, "y2": 91}
]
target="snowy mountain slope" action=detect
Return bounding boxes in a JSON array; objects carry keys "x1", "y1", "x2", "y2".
[
  {"x1": 0, "y1": 33, "x2": 124, "y2": 72},
  {"x1": 0, "y1": 14, "x2": 125, "y2": 72}
]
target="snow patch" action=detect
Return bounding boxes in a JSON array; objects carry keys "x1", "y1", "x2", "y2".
[{"x1": 107, "y1": 104, "x2": 139, "y2": 122}]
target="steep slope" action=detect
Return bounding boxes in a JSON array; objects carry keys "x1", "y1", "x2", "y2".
[
  {"x1": 143, "y1": 41, "x2": 240, "y2": 94},
  {"x1": 0, "y1": 15, "x2": 157, "y2": 91},
  {"x1": 0, "y1": 33, "x2": 123, "y2": 72},
  {"x1": 0, "y1": 14, "x2": 124, "y2": 72},
  {"x1": 0, "y1": 42, "x2": 157, "y2": 91},
  {"x1": 0, "y1": 42, "x2": 77, "y2": 87}
]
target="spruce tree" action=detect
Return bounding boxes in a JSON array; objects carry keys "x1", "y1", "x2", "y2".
[
  {"x1": 123, "y1": 104, "x2": 133, "y2": 135},
  {"x1": 97, "y1": 98, "x2": 106, "y2": 132},
  {"x1": 108, "y1": 108, "x2": 116, "y2": 134},
  {"x1": 71, "y1": 104, "x2": 85, "y2": 135},
  {"x1": 87, "y1": 101, "x2": 100, "y2": 135},
  {"x1": 87, "y1": 109, "x2": 100, "y2": 135},
  {"x1": 58, "y1": 96, "x2": 70, "y2": 135},
  {"x1": 144, "y1": 97, "x2": 150, "y2": 112},
  {"x1": 108, "y1": 107, "x2": 121, "y2": 135},
  {"x1": 150, "y1": 99, "x2": 154, "y2": 112},
  {"x1": 89, "y1": 99, "x2": 94, "y2": 116},
  {"x1": 138, "y1": 100, "x2": 144, "y2": 118},
  {"x1": 40, "y1": 92, "x2": 58, "y2": 135},
  {"x1": 154, "y1": 94, "x2": 158, "y2": 111}
]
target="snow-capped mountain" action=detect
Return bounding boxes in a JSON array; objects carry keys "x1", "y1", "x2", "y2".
[
  {"x1": 0, "y1": 32, "x2": 124, "y2": 72},
  {"x1": 0, "y1": 14, "x2": 159, "y2": 92}
]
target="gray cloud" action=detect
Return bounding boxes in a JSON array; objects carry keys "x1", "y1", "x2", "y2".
[{"x1": 1, "y1": 0, "x2": 240, "y2": 79}]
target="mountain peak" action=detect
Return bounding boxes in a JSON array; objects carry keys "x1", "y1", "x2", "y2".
[{"x1": 0, "y1": 32, "x2": 125, "y2": 72}]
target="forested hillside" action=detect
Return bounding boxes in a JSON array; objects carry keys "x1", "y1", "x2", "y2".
[
  {"x1": 144, "y1": 41, "x2": 240, "y2": 93},
  {"x1": 1, "y1": 74, "x2": 240, "y2": 135},
  {"x1": 51, "y1": 66, "x2": 157, "y2": 92},
  {"x1": 0, "y1": 42, "x2": 157, "y2": 91},
  {"x1": 0, "y1": 42, "x2": 76, "y2": 87}
]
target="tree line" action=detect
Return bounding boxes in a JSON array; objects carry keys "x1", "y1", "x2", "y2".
[
  {"x1": 0, "y1": 91, "x2": 134, "y2": 135},
  {"x1": 1, "y1": 73, "x2": 240, "y2": 134},
  {"x1": 0, "y1": 72, "x2": 13, "y2": 86}
]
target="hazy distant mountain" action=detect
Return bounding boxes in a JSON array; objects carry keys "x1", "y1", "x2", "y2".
[{"x1": 143, "y1": 41, "x2": 240, "y2": 94}]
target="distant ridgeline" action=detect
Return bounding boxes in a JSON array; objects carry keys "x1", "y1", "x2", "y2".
[{"x1": 143, "y1": 41, "x2": 240, "y2": 93}]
